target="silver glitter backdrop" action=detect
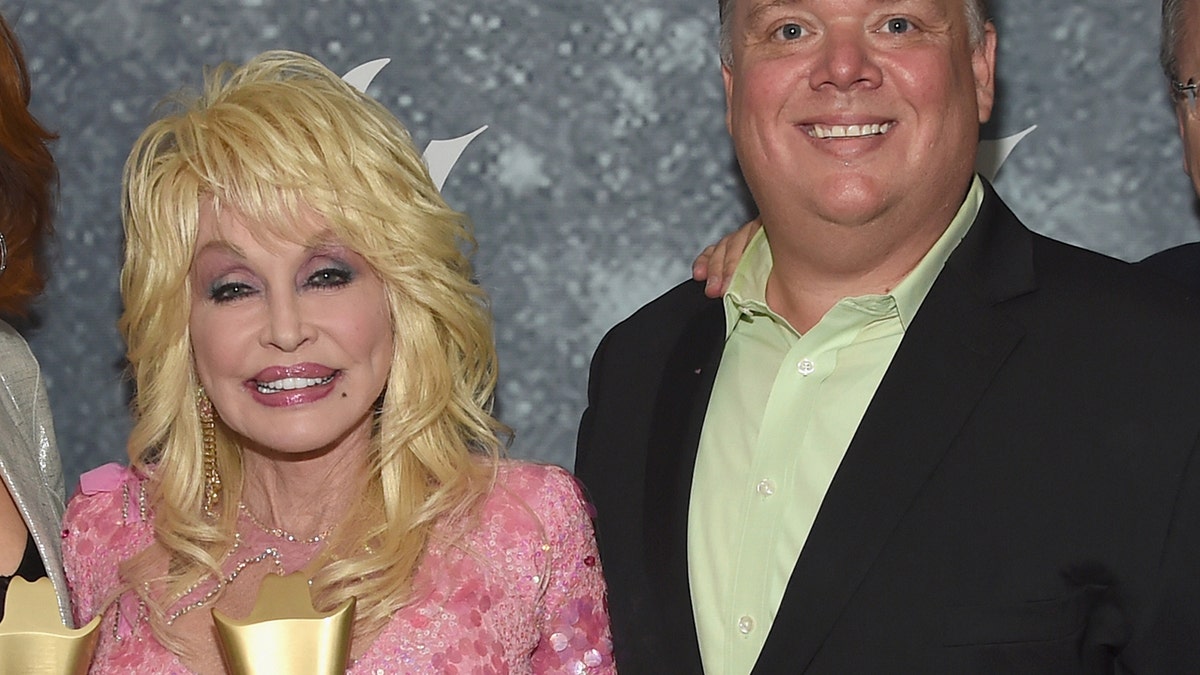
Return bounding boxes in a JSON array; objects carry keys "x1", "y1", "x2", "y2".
[{"x1": 11, "y1": 1, "x2": 1198, "y2": 487}]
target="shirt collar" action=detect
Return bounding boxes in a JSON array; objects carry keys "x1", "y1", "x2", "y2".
[{"x1": 723, "y1": 175, "x2": 984, "y2": 336}]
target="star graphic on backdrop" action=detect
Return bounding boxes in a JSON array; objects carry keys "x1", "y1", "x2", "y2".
[
  {"x1": 977, "y1": 125, "x2": 1037, "y2": 181},
  {"x1": 343, "y1": 59, "x2": 487, "y2": 191}
]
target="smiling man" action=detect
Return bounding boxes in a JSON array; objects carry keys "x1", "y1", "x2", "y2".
[{"x1": 576, "y1": 0, "x2": 1200, "y2": 672}]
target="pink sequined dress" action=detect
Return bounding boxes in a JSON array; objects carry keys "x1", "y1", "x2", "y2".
[{"x1": 62, "y1": 460, "x2": 615, "y2": 674}]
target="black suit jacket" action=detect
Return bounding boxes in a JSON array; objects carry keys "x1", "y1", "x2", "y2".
[
  {"x1": 1140, "y1": 241, "x2": 1200, "y2": 292},
  {"x1": 576, "y1": 183, "x2": 1200, "y2": 673}
]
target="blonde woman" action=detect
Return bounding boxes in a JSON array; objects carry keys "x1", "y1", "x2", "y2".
[{"x1": 62, "y1": 51, "x2": 612, "y2": 673}]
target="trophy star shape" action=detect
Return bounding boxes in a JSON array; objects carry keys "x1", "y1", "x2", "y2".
[
  {"x1": 0, "y1": 576, "x2": 100, "y2": 675},
  {"x1": 212, "y1": 572, "x2": 356, "y2": 675}
]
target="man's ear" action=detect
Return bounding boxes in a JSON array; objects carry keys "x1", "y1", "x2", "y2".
[
  {"x1": 722, "y1": 61, "x2": 735, "y2": 136},
  {"x1": 1178, "y1": 103, "x2": 1194, "y2": 178},
  {"x1": 973, "y1": 22, "x2": 998, "y2": 124}
]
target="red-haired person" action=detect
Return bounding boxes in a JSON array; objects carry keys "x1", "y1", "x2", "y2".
[{"x1": 0, "y1": 13, "x2": 67, "y2": 625}]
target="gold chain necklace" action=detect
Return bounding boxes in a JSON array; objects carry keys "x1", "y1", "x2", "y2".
[{"x1": 238, "y1": 502, "x2": 332, "y2": 544}]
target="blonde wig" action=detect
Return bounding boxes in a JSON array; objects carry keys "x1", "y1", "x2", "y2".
[{"x1": 118, "y1": 50, "x2": 505, "y2": 647}]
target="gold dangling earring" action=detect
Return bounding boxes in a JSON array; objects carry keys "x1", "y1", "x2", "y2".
[{"x1": 198, "y1": 386, "x2": 220, "y2": 517}]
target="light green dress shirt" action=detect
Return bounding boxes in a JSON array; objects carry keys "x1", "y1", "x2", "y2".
[{"x1": 688, "y1": 177, "x2": 983, "y2": 674}]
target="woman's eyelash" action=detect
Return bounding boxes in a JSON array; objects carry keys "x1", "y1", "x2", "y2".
[
  {"x1": 209, "y1": 281, "x2": 256, "y2": 303},
  {"x1": 204, "y1": 262, "x2": 353, "y2": 302},
  {"x1": 307, "y1": 266, "x2": 354, "y2": 288}
]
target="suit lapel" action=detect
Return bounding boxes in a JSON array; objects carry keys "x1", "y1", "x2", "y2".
[
  {"x1": 0, "y1": 341, "x2": 49, "y2": 536},
  {"x1": 0, "y1": 406, "x2": 39, "y2": 519},
  {"x1": 753, "y1": 183, "x2": 1037, "y2": 672},
  {"x1": 643, "y1": 297, "x2": 725, "y2": 665}
]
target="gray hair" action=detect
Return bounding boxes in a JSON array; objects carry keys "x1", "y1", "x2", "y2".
[
  {"x1": 718, "y1": 0, "x2": 991, "y2": 65},
  {"x1": 1162, "y1": 0, "x2": 1188, "y2": 80}
]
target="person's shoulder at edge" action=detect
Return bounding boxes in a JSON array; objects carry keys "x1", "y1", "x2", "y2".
[
  {"x1": 1137, "y1": 241, "x2": 1200, "y2": 294},
  {"x1": 0, "y1": 318, "x2": 47, "y2": 394},
  {"x1": 0, "y1": 318, "x2": 32, "y2": 351},
  {"x1": 1018, "y1": 228, "x2": 1200, "y2": 316}
]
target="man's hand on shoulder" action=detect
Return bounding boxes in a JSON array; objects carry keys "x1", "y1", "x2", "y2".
[{"x1": 692, "y1": 218, "x2": 761, "y2": 299}]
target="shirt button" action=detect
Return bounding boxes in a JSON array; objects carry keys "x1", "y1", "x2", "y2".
[
  {"x1": 756, "y1": 479, "x2": 776, "y2": 497},
  {"x1": 738, "y1": 615, "x2": 756, "y2": 635},
  {"x1": 797, "y1": 358, "x2": 815, "y2": 376}
]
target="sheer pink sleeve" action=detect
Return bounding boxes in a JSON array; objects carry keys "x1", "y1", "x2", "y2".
[
  {"x1": 530, "y1": 465, "x2": 616, "y2": 673},
  {"x1": 61, "y1": 463, "x2": 148, "y2": 629}
]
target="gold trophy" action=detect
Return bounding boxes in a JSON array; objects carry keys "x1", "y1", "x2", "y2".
[
  {"x1": 0, "y1": 576, "x2": 100, "y2": 675},
  {"x1": 212, "y1": 572, "x2": 355, "y2": 675}
]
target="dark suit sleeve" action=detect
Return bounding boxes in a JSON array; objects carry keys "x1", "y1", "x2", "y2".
[
  {"x1": 1121, "y1": 430, "x2": 1200, "y2": 671},
  {"x1": 1139, "y1": 242, "x2": 1200, "y2": 293},
  {"x1": 574, "y1": 330, "x2": 610, "y2": 481}
]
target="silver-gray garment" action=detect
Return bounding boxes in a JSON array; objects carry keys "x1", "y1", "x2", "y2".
[{"x1": 0, "y1": 320, "x2": 69, "y2": 625}]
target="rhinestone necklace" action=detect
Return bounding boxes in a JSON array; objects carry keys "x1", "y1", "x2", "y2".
[
  {"x1": 164, "y1": 533, "x2": 285, "y2": 624},
  {"x1": 163, "y1": 507, "x2": 330, "y2": 624}
]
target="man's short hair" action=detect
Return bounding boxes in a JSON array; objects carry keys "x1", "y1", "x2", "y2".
[
  {"x1": 1162, "y1": 0, "x2": 1189, "y2": 80},
  {"x1": 717, "y1": 0, "x2": 991, "y2": 65}
]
